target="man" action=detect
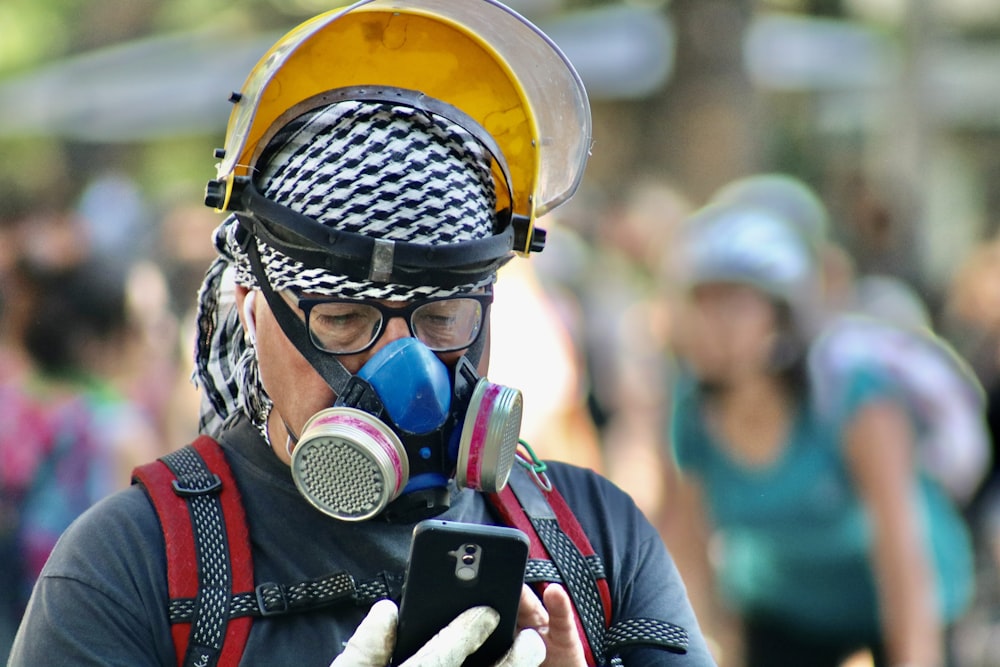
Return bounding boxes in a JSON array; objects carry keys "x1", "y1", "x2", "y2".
[{"x1": 10, "y1": 1, "x2": 714, "y2": 665}]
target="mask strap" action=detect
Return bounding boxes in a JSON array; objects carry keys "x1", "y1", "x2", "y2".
[
  {"x1": 462, "y1": 302, "x2": 489, "y2": 370},
  {"x1": 244, "y1": 236, "x2": 355, "y2": 398}
]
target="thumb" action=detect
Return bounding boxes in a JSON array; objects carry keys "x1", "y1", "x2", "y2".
[{"x1": 401, "y1": 606, "x2": 500, "y2": 667}]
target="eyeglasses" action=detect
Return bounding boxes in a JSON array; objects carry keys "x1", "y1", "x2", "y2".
[{"x1": 285, "y1": 291, "x2": 493, "y2": 355}]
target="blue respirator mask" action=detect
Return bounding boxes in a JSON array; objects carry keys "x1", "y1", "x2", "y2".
[{"x1": 288, "y1": 338, "x2": 523, "y2": 522}]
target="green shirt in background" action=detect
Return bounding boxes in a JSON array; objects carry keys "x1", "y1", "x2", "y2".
[{"x1": 671, "y1": 365, "x2": 973, "y2": 638}]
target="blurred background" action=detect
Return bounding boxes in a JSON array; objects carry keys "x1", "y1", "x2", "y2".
[
  {"x1": 3, "y1": 0, "x2": 1000, "y2": 291},
  {"x1": 2, "y1": 0, "x2": 1000, "y2": 665}
]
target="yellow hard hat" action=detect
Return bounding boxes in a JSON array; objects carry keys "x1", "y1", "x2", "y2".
[{"x1": 212, "y1": 0, "x2": 591, "y2": 254}]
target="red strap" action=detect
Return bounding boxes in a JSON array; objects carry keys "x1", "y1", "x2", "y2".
[
  {"x1": 191, "y1": 437, "x2": 254, "y2": 666},
  {"x1": 133, "y1": 436, "x2": 253, "y2": 666},
  {"x1": 543, "y1": 484, "x2": 614, "y2": 627},
  {"x1": 487, "y1": 475, "x2": 611, "y2": 667},
  {"x1": 489, "y1": 485, "x2": 550, "y2": 561},
  {"x1": 133, "y1": 453, "x2": 197, "y2": 665}
]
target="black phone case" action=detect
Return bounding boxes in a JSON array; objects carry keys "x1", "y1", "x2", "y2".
[{"x1": 392, "y1": 520, "x2": 530, "y2": 666}]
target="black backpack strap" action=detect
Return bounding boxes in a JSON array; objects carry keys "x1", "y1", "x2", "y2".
[
  {"x1": 487, "y1": 466, "x2": 611, "y2": 666},
  {"x1": 167, "y1": 571, "x2": 402, "y2": 623},
  {"x1": 509, "y1": 469, "x2": 611, "y2": 664},
  {"x1": 133, "y1": 437, "x2": 254, "y2": 667},
  {"x1": 487, "y1": 465, "x2": 689, "y2": 665},
  {"x1": 523, "y1": 554, "x2": 605, "y2": 586},
  {"x1": 604, "y1": 617, "x2": 690, "y2": 661}
]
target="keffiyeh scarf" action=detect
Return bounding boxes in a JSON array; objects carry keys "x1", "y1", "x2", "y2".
[{"x1": 193, "y1": 101, "x2": 498, "y2": 436}]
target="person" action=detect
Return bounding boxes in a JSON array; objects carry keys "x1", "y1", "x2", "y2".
[
  {"x1": 940, "y1": 239, "x2": 1000, "y2": 667},
  {"x1": 944, "y1": 238, "x2": 1000, "y2": 521},
  {"x1": 713, "y1": 174, "x2": 990, "y2": 508},
  {"x1": 0, "y1": 257, "x2": 164, "y2": 661},
  {"x1": 9, "y1": 2, "x2": 715, "y2": 665},
  {"x1": 487, "y1": 257, "x2": 604, "y2": 472},
  {"x1": 662, "y1": 198, "x2": 974, "y2": 667}
]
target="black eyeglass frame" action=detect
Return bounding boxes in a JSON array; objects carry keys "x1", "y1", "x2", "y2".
[{"x1": 286, "y1": 291, "x2": 494, "y2": 356}]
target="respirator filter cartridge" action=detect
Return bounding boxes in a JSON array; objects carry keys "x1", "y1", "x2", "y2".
[{"x1": 291, "y1": 407, "x2": 409, "y2": 521}]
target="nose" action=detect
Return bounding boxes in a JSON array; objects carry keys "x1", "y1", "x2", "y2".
[
  {"x1": 330, "y1": 314, "x2": 406, "y2": 375},
  {"x1": 341, "y1": 314, "x2": 412, "y2": 373},
  {"x1": 372, "y1": 314, "x2": 412, "y2": 352}
]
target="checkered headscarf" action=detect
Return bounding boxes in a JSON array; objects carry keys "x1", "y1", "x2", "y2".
[{"x1": 194, "y1": 101, "x2": 499, "y2": 436}]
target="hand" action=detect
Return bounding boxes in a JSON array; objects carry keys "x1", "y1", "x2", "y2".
[
  {"x1": 514, "y1": 584, "x2": 588, "y2": 667},
  {"x1": 401, "y1": 604, "x2": 546, "y2": 667},
  {"x1": 330, "y1": 599, "x2": 398, "y2": 667},
  {"x1": 331, "y1": 598, "x2": 545, "y2": 667},
  {"x1": 401, "y1": 605, "x2": 499, "y2": 666}
]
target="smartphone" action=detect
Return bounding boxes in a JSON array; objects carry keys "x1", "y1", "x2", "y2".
[{"x1": 392, "y1": 520, "x2": 530, "y2": 666}]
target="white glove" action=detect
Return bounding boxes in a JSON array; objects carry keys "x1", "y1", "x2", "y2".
[
  {"x1": 400, "y1": 606, "x2": 498, "y2": 666},
  {"x1": 493, "y1": 627, "x2": 546, "y2": 667},
  {"x1": 330, "y1": 599, "x2": 398, "y2": 667},
  {"x1": 331, "y1": 601, "x2": 546, "y2": 667}
]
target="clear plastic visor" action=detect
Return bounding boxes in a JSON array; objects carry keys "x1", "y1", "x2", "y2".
[{"x1": 217, "y1": 0, "x2": 590, "y2": 219}]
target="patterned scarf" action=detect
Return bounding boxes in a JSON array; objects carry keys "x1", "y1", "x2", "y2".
[{"x1": 193, "y1": 101, "x2": 498, "y2": 436}]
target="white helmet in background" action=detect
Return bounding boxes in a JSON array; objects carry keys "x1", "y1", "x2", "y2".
[
  {"x1": 672, "y1": 200, "x2": 824, "y2": 342},
  {"x1": 711, "y1": 173, "x2": 829, "y2": 255}
]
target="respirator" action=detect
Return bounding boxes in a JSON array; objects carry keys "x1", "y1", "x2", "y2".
[{"x1": 289, "y1": 338, "x2": 522, "y2": 522}]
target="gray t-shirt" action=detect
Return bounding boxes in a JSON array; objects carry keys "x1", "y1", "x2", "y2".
[{"x1": 9, "y1": 418, "x2": 715, "y2": 665}]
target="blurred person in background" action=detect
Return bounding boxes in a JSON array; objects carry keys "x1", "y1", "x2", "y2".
[
  {"x1": 76, "y1": 172, "x2": 199, "y2": 455},
  {"x1": 707, "y1": 177, "x2": 993, "y2": 665},
  {"x1": 842, "y1": 273, "x2": 998, "y2": 667},
  {"x1": 713, "y1": 175, "x2": 990, "y2": 508},
  {"x1": 941, "y1": 237, "x2": 1000, "y2": 666},
  {"x1": 535, "y1": 178, "x2": 693, "y2": 516},
  {"x1": 845, "y1": 274, "x2": 990, "y2": 508},
  {"x1": 661, "y1": 197, "x2": 974, "y2": 667},
  {"x1": 945, "y1": 238, "x2": 1000, "y2": 522},
  {"x1": 592, "y1": 180, "x2": 693, "y2": 516},
  {"x1": 0, "y1": 256, "x2": 163, "y2": 661},
  {"x1": 487, "y1": 256, "x2": 603, "y2": 471},
  {"x1": 0, "y1": 194, "x2": 86, "y2": 385},
  {"x1": 601, "y1": 173, "x2": 854, "y2": 525}
]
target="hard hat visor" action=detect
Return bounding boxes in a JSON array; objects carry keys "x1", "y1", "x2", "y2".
[{"x1": 217, "y1": 0, "x2": 590, "y2": 223}]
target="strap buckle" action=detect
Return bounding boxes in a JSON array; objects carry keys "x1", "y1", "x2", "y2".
[
  {"x1": 255, "y1": 582, "x2": 289, "y2": 616},
  {"x1": 171, "y1": 474, "x2": 223, "y2": 497}
]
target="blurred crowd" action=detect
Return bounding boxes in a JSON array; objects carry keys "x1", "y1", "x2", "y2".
[{"x1": 3, "y1": 166, "x2": 1000, "y2": 667}]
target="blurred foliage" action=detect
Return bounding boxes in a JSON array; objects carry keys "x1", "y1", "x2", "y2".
[
  {"x1": 1, "y1": 0, "x2": 998, "y2": 287},
  {"x1": 0, "y1": 0, "x2": 325, "y2": 210},
  {"x1": 0, "y1": 1, "x2": 71, "y2": 75}
]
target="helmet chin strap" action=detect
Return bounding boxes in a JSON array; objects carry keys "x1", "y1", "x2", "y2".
[
  {"x1": 244, "y1": 237, "x2": 355, "y2": 398},
  {"x1": 242, "y1": 235, "x2": 489, "y2": 443}
]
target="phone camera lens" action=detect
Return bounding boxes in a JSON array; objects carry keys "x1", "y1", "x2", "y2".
[
  {"x1": 462, "y1": 553, "x2": 475, "y2": 564},
  {"x1": 464, "y1": 545, "x2": 477, "y2": 555}
]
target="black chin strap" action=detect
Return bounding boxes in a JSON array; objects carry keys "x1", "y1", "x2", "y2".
[{"x1": 244, "y1": 237, "x2": 354, "y2": 398}]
